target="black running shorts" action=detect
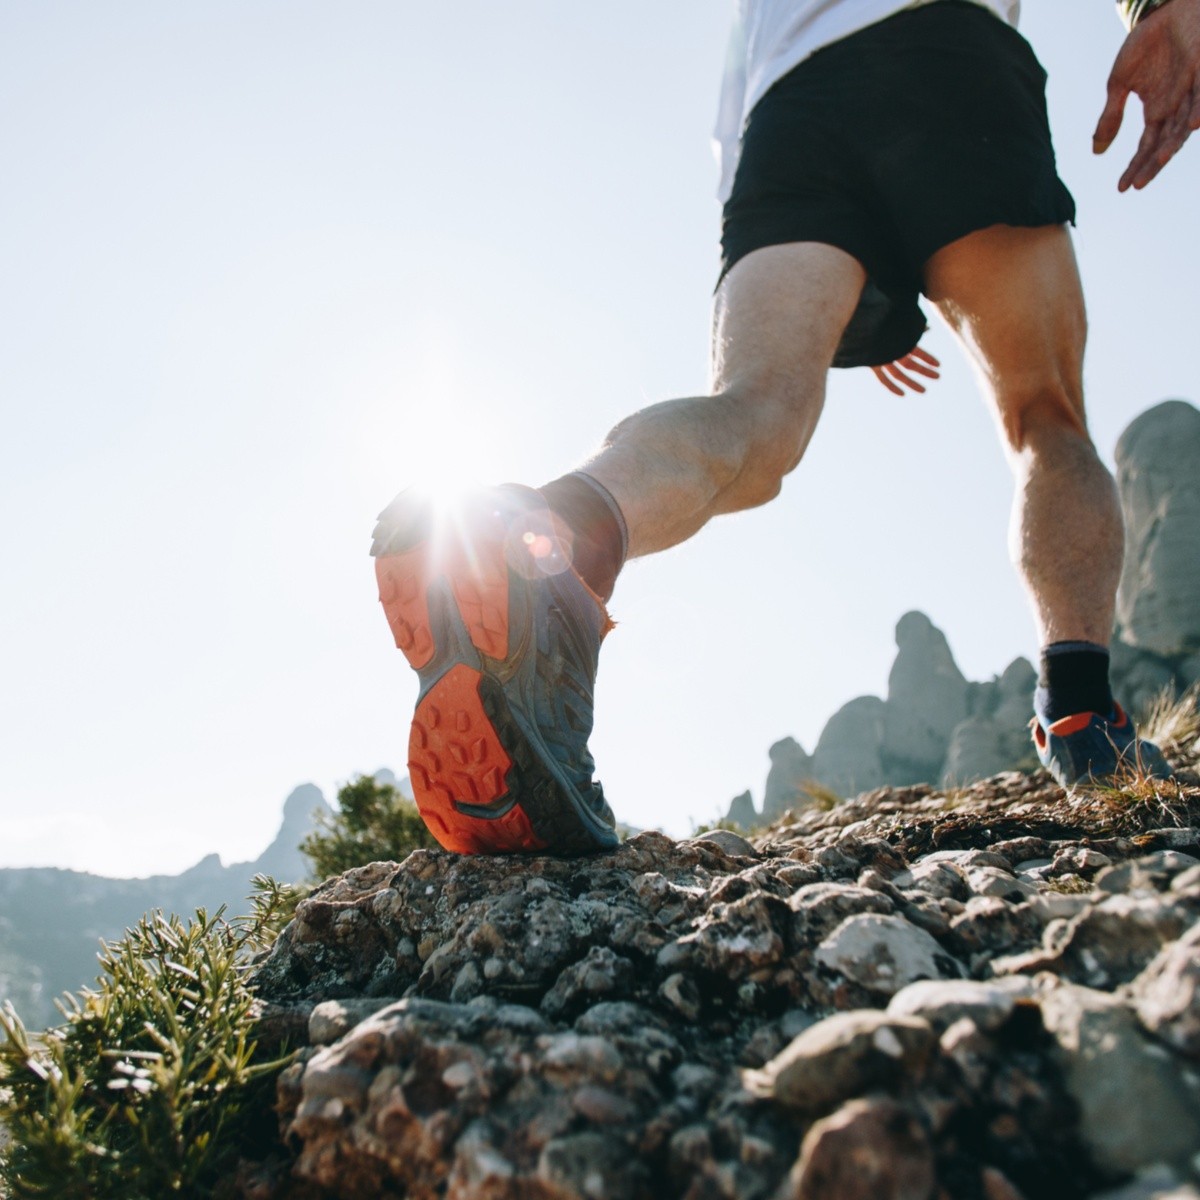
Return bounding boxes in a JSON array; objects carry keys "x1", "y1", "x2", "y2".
[{"x1": 719, "y1": 1, "x2": 1077, "y2": 368}]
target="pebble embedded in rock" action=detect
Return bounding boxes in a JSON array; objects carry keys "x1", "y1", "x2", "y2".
[{"x1": 742, "y1": 1009, "x2": 935, "y2": 1114}]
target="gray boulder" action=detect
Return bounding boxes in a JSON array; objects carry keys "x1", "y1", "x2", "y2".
[
  {"x1": 1039, "y1": 981, "x2": 1200, "y2": 1177},
  {"x1": 1115, "y1": 400, "x2": 1200, "y2": 658}
]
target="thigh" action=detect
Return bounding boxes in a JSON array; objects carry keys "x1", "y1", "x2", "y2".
[
  {"x1": 711, "y1": 242, "x2": 866, "y2": 402},
  {"x1": 924, "y1": 224, "x2": 1088, "y2": 448}
]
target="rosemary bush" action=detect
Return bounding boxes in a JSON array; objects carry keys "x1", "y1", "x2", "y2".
[{"x1": 0, "y1": 876, "x2": 302, "y2": 1199}]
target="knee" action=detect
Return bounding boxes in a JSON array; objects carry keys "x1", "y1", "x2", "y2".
[
  {"x1": 995, "y1": 373, "x2": 1088, "y2": 455},
  {"x1": 713, "y1": 380, "x2": 822, "y2": 509},
  {"x1": 604, "y1": 379, "x2": 820, "y2": 510}
]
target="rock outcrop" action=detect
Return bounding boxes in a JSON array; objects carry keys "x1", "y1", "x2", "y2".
[
  {"x1": 730, "y1": 615, "x2": 1037, "y2": 826},
  {"x1": 762, "y1": 739, "x2": 817, "y2": 822},
  {"x1": 236, "y1": 744, "x2": 1200, "y2": 1200},
  {"x1": 881, "y1": 611, "x2": 970, "y2": 783},
  {"x1": 1114, "y1": 401, "x2": 1200, "y2": 661}
]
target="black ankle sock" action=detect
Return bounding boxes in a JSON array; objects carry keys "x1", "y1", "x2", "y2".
[
  {"x1": 537, "y1": 472, "x2": 627, "y2": 603},
  {"x1": 1036, "y1": 641, "x2": 1114, "y2": 724}
]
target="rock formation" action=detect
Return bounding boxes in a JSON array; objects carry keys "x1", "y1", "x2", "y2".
[
  {"x1": 730, "y1": 614, "x2": 1036, "y2": 826},
  {"x1": 881, "y1": 611, "x2": 970, "y2": 783},
  {"x1": 1110, "y1": 399, "x2": 1200, "y2": 713},
  {"x1": 762, "y1": 738, "x2": 817, "y2": 822},
  {"x1": 233, "y1": 742, "x2": 1200, "y2": 1199},
  {"x1": 1114, "y1": 400, "x2": 1200, "y2": 660}
]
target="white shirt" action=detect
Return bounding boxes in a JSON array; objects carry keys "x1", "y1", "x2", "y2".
[{"x1": 715, "y1": 0, "x2": 1022, "y2": 201}]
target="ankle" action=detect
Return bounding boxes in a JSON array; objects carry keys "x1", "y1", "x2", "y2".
[
  {"x1": 1036, "y1": 641, "x2": 1114, "y2": 723},
  {"x1": 538, "y1": 472, "x2": 628, "y2": 603}
]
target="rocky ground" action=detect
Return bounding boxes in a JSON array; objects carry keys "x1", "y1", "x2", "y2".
[{"x1": 237, "y1": 741, "x2": 1200, "y2": 1200}]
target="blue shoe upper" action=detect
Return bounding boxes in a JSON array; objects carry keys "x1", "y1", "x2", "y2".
[
  {"x1": 1032, "y1": 703, "x2": 1171, "y2": 787},
  {"x1": 486, "y1": 487, "x2": 618, "y2": 838}
]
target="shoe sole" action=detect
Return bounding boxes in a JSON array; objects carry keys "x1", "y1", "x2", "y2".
[{"x1": 373, "y1": 491, "x2": 618, "y2": 856}]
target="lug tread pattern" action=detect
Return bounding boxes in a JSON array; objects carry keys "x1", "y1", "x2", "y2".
[{"x1": 376, "y1": 549, "x2": 436, "y2": 669}]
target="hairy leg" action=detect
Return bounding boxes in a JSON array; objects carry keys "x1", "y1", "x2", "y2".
[
  {"x1": 581, "y1": 243, "x2": 866, "y2": 558},
  {"x1": 925, "y1": 224, "x2": 1123, "y2": 647}
]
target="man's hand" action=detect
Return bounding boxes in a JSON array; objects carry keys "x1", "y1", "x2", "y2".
[
  {"x1": 1095, "y1": 0, "x2": 1200, "y2": 191},
  {"x1": 871, "y1": 346, "x2": 941, "y2": 396}
]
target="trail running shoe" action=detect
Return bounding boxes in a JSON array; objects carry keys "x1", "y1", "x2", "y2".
[
  {"x1": 1031, "y1": 702, "x2": 1172, "y2": 788},
  {"x1": 371, "y1": 484, "x2": 619, "y2": 855}
]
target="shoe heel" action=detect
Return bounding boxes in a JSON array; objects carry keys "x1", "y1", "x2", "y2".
[
  {"x1": 371, "y1": 488, "x2": 433, "y2": 557},
  {"x1": 408, "y1": 665, "x2": 543, "y2": 853}
]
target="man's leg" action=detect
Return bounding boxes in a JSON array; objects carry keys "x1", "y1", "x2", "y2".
[
  {"x1": 925, "y1": 223, "x2": 1169, "y2": 783},
  {"x1": 571, "y1": 243, "x2": 867, "y2": 560},
  {"x1": 924, "y1": 224, "x2": 1120, "y2": 650}
]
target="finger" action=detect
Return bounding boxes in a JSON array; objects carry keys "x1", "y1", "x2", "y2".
[
  {"x1": 908, "y1": 347, "x2": 941, "y2": 369},
  {"x1": 898, "y1": 355, "x2": 940, "y2": 380},
  {"x1": 1120, "y1": 119, "x2": 1164, "y2": 192},
  {"x1": 889, "y1": 367, "x2": 926, "y2": 394},
  {"x1": 1127, "y1": 115, "x2": 1184, "y2": 190},
  {"x1": 1133, "y1": 122, "x2": 1190, "y2": 188},
  {"x1": 872, "y1": 366, "x2": 904, "y2": 397},
  {"x1": 1094, "y1": 76, "x2": 1131, "y2": 154}
]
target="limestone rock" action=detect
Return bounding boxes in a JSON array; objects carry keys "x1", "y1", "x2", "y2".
[
  {"x1": 885, "y1": 979, "x2": 1027, "y2": 1033},
  {"x1": 742, "y1": 1010, "x2": 936, "y2": 1114},
  {"x1": 942, "y1": 658, "x2": 1038, "y2": 786},
  {"x1": 1038, "y1": 981, "x2": 1200, "y2": 1176},
  {"x1": 1110, "y1": 637, "x2": 1178, "y2": 718},
  {"x1": 813, "y1": 914, "x2": 963, "y2": 1001},
  {"x1": 689, "y1": 828, "x2": 757, "y2": 859},
  {"x1": 1115, "y1": 399, "x2": 1200, "y2": 658},
  {"x1": 1131, "y1": 922, "x2": 1200, "y2": 1056},
  {"x1": 726, "y1": 789, "x2": 758, "y2": 830},
  {"x1": 881, "y1": 612, "x2": 969, "y2": 781},
  {"x1": 763, "y1": 737, "x2": 816, "y2": 821},
  {"x1": 1180, "y1": 652, "x2": 1200, "y2": 689},
  {"x1": 942, "y1": 716, "x2": 1015, "y2": 788},
  {"x1": 812, "y1": 697, "x2": 887, "y2": 798}
]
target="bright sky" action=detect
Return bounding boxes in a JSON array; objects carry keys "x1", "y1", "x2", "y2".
[{"x1": 2, "y1": 3, "x2": 1197, "y2": 878}]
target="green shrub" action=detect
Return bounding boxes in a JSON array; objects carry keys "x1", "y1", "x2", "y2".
[
  {"x1": 0, "y1": 876, "x2": 301, "y2": 1200},
  {"x1": 301, "y1": 774, "x2": 437, "y2": 879}
]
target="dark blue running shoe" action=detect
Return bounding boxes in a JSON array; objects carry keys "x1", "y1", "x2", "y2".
[
  {"x1": 1032, "y1": 702, "x2": 1172, "y2": 788},
  {"x1": 371, "y1": 484, "x2": 619, "y2": 855}
]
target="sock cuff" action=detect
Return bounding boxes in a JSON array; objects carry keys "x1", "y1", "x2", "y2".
[
  {"x1": 568, "y1": 471, "x2": 629, "y2": 562},
  {"x1": 1042, "y1": 640, "x2": 1110, "y2": 659}
]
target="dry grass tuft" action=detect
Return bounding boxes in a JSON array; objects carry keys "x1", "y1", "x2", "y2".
[
  {"x1": 799, "y1": 780, "x2": 843, "y2": 813},
  {"x1": 1138, "y1": 681, "x2": 1200, "y2": 752},
  {"x1": 1083, "y1": 764, "x2": 1192, "y2": 830}
]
